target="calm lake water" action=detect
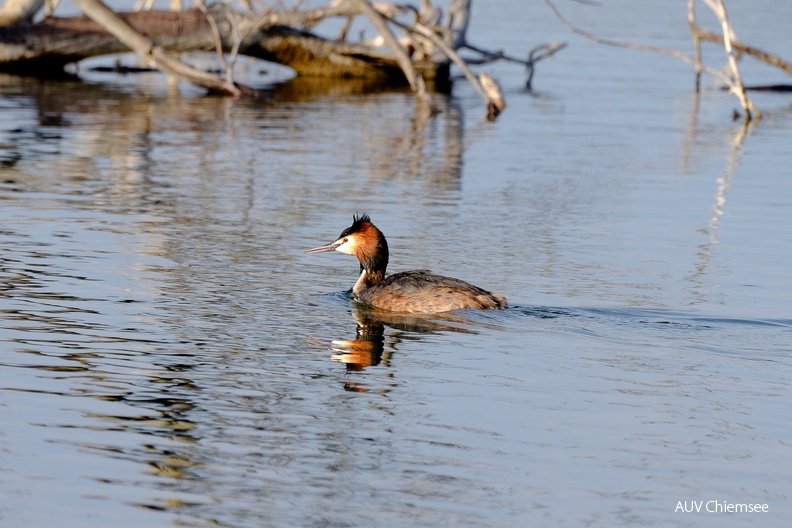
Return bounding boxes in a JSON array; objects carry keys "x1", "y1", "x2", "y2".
[{"x1": 2, "y1": 1, "x2": 791, "y2": 527}]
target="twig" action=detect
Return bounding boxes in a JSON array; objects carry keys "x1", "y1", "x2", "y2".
[
  {"x1": 478, "y1": 72, "x2": 505, "y2": 119},
  {"x1": 197, "y1": 1, "x2": 233, "y2": 83},
  {"x1": 226, "y1": 9, "x2": 243, "y2": 85},
  {"x1": 545, "y1": 0, "x2": 695, "y2": 62},
  {"x1": 526, "y1": 43, "x2": 567, "y2": 89},
  {"x1": 462, "y1": 41, "x2": 567, "y2": 67},
  {"x1": 544, "y1": 0, "x2": 724, "y2": 78},
  {"x1": 690, "y1": 23, "x2": 792, "y2": 76},
  {"x1": 235, "y1": 3, "x2": 276, "y2": 46},
  {"x1": 386, "y1": 13, "x2": 503, "y2": 118},
  {"x1": 687, "y1": 0, "x2": 703, "y2": 91},
  {"x1": 544, "y1": 0, "x2": 758, "y2": 118},
  {"x1": 74, "y1": 0, "x2": 257, "y2": 97},
  {"x1": 445, "y1": 0, "x2": 471, "y2": 49},
  {"x1": 701, "y1": 0, "x2": 758, "y2": 120},
  {"x1": 349, "y1": 0, "x2": 435, "y2": 112}
]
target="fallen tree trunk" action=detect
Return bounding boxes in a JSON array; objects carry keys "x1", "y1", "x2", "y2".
[
  {"x1": 0, "y1": 1, "x2": 544, "y2": 118},
  {"x1": 0, "y1": 5, "x2": 439, "y2": 81}
]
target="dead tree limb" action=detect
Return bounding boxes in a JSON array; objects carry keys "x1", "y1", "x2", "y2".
[
  {"x1": 196, "y1": 0, "x2": 250, "y2": 86},
  {"x1": 73, "y1": 0, "x2": 255, "y2": 96},
  {"x1": 445, "y1": 0, "x2": 469, "y2": 49},
  {"x1": 687, "y1": 0, "x2": 703, "y2": 90},
  {"x1": 0, "y1": 1, "x2": 542, "y2": 116},
  {"x1": 459, "y1": 40, "x2": 567, "y2": 90},
  {"x1": 385, "y1": 12, "x2": 500, "y2": 115},
  {"x1": 544, "y1": 0, "x2": 700, "y2": 64},
  {"x1": 197, "y1": 0, "x2": 233, "y2": 82},
  {"x1": 525, "y1": 43, "x2": 566, "y2": 89},
  {"x1": 349, "y1": 0, "x2": 434, "y2": 111},
  {"x1": 461, "y1": 41, "x2": 566, "y2": 67},
  {"x1": 690, "y1": 22, "x2": 792, "y2": 77},
  {"x1": 544, "y1": 0, "x2": 731, "y2": 81},
  {"x1": 0, "y1": 0, "x2": 43, "y2": 26},
  {"x1": 0, "y1": 8, "x2": 407, "y2": 80},
  {"x1": 545, "y1": 0, "x2": 764, "y2": 121},
  {"x1": 700, "y1": 0, "x2": 757, "y2": 120}
]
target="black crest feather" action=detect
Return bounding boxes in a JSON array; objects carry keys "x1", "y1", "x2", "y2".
[
  {"x1": 353, "y1": 212, "x2": 371, "y2": 225},
  {"x1": 340, "y1": 212, "x2": 372, "y2": 237}
]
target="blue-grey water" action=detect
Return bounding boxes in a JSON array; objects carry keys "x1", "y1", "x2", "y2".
[{"x1": 2, "y1": 1, "x2": 791, "y2": 526}]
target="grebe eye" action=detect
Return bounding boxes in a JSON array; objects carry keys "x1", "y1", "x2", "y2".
[{"x1": 343, "y1": 238, "x2": 348, "y2": 243}]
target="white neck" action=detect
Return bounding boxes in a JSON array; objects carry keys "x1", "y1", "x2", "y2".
[{"x1": 353, "y1": 269, "x2": 368, "y2": 296}]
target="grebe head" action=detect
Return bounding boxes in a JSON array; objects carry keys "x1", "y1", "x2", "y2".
[{"x1": 306, "y1": 213, "x2": 389, "y2": 273}]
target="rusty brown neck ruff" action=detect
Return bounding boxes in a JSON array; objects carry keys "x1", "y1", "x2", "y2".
[{"x1": 350, "y1": 220, "x2": 389, "y2": 296}]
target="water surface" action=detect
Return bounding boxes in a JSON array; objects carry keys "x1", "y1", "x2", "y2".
[{"x1": 2, "y1": 1, "x2": 791, "y2": 526}]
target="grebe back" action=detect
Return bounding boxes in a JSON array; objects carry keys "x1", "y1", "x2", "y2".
[{"x1": 307, "y1": 214, "x2": 507, "y2": 314}]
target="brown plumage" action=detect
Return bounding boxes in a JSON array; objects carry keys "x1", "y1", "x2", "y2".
[{"x1": 307, "y1": 214, "x2": 507, "y2": 314}]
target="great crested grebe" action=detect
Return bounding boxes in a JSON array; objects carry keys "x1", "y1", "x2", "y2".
[{"x1": 307, "y1": 214, "x2": 507, "y2": 314}]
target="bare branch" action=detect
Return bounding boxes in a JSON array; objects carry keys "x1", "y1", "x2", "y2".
[
  {"x1": 196, "y1": 0, "x2": 232, "y2": 82},
  {"x1": 544, "y1": 0, "x2": 759, "y2": 118},
  {"x1": 478, "y1": 72, "x2": 505, "y2": 119},
  {"x1": 687, "y1": 0, "x2": 703, "y2": 91},
  {"x1": 691, "y1": 25, "x2": 792, "y2": 76},
  {"x1": 701, "y1": 0, "x2": 757, "y2": 120},
  {"x1": 0, "y1": 0, "x2": 45, "y2": 26},
  {"x1": 382, "y1": 12, "x2": 504, "y2": 118},
  {"x1": 0, "y1": 1, "x2": 528, "y2": 114},
  {"x1": 349, "y1": 0, "x2": 434, "y2": 111},
  {"x1": 544, "y1": 0, "x2": 695, "y2": 63},
  {"x1": 445, "y1": 0, "x2": 470, "y2": 49},
  {"x1": 462, "y1": 41, "x2": 567, "y2": 67},
  {"x1": 73, "y1": 0, "x2": 256, "y2": 96},
  {"x1": 226, "y1": 9, "x2": 242, "y2": 85}
]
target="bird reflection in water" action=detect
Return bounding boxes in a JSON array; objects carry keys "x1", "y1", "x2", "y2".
[{"x1": 329, "y1": 305, "x2": 477, "y2": 390}]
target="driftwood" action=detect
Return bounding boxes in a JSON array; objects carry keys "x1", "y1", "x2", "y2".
[
  {"x1": 545, "y1": 0, "x2": 792, "y2": 122},
  {"x1": 690, "y1": 26, "x2": 792, "y2": 77},
  {"x1": 694, "y1": 0, "x2": 754, "y2": 120},
  {"x1": 0, "y1": 0, "x2": 43, "y2": 26},
  {"x1": 73, "y1": 0, "x2": 254, "y2": 96},
  {"x1": 0, "y1": 6, "x2": 412, "y2": 79},
  {"x1": 350, "y1": 0, "x2": 432, "y2": 109},
  {"x1": 0, "y1": 1, "x2": 560, "y2": 118}
]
